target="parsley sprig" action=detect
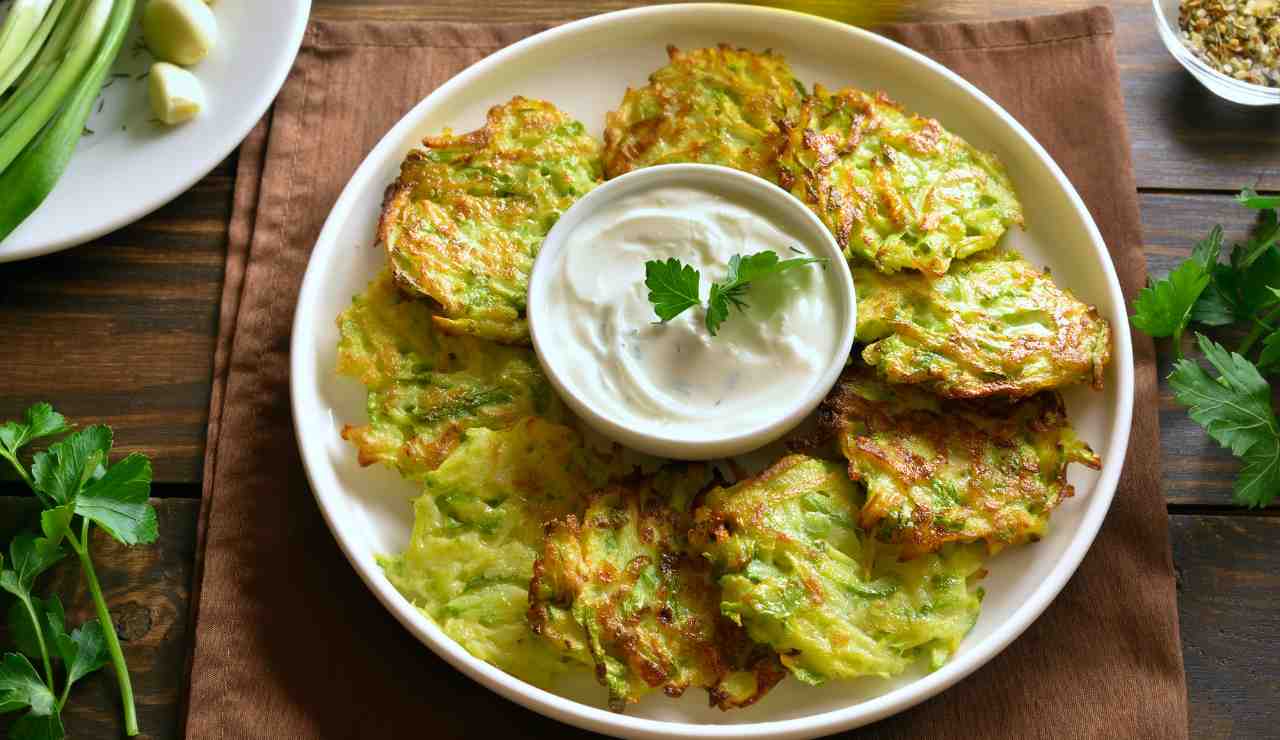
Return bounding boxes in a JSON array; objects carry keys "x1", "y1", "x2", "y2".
[
  {"x1": 645, "y1": 251, "x2": 826, "y2": 336},
  {"x1": 0, "y1": 404, "x2": 157, "y2": 738},
  {"x1": 1130, "y1": 189, "x2": 1280, "y2": 507}
]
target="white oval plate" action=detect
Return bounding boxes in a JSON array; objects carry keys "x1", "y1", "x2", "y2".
[
  {"x1": 291, "y1": 5, "x2": 1135, "y2": 738},
  {"x1": 0, "y1": 0, "x2": 311, "y2": 263}
]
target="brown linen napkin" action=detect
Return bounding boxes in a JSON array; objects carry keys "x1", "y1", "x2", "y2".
[{"x1": 184, "y1": 9, "x2": 1188, "y2": 738}]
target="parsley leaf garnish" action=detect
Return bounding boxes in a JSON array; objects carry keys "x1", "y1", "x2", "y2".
[
  {"x1": 1130, "y1": 190, "x2": 1280, "y2": 507},
  {"x1": 644, "y1": 257, "x2": 702, "y2": 322},
  {"x1": 644, "y1": 251, "x2": 826, "y2": 336},
  {"x1": 706, "y1": 251, "x2": 826, "y2": 335},
  {"x1": 1194, "y1": 222, "x2": 1280, "y2": 330},
  {"x1": 1131, "y1": 225, "x2": 1220, "y2": 355},
  {"x1": 72, "y1": 453, "x2": 157, "y2": 546},
  {"x1": 1237, "y1": 187, "x2": 1280, "y2": 210},
  {"x1": 7, "y1": 597, "x2": 63, "y2": 667},
  {"x1": 0, "y1": 404, "x2": 158, "y2": 737},
  {"x1": 0, "y1": 404, "x2": 68, "y2": 459},
  {"x1": 1170, "y1": 335, "x2": 1280, "y2": 507},
  {"x1": 1236, "y1": 207, "x2": 1280, "y2": 269},
  {"x1": 0, "y1": 537, "x2": 66, "y2": 601},
  {"x1": 0, "y1": 652, "x2": 57, "y2": 718},
  {"x1": 1258, "y1": 328, "x2": 1280, "y2": 373},
  {"x1": 7, "y1": 712, "x2": 64, "y2": 740},
  {"x1": 47, "y1": 612, "x2": 110, "y2": 693}
]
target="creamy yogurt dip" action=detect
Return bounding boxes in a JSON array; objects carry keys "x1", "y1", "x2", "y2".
[{"x1": 538, "y1": 182, "x2": 843, "y2": 441}]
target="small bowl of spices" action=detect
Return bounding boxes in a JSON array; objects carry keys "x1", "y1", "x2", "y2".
[{"x1": 1154, "y1": 0, "x2": 1280, "y2": 105}]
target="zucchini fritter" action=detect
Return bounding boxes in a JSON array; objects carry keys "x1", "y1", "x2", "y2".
[
  {"x1": 691, "y1": 455, "x2": 986, "y2": 685},
  {"x1": 776, "y1": 85, "x2": 1023, "y2": 275},
  {"x1": 856, "y1": 249, "x2": 1111, "y2": 398},
  {"x1": 336, "y1": 270, "x2": 564, "y2": 480},
  {"x1": 820, "y1": 368, "x2": 1101, "y2": 558},
  {"x1": 379, "y1": 97, "x2": 603, "y2": 343},
  {"x1": 381, "y1": 418, "x2": 632, "y2": 688},
  {"x1": 602, "y1": 44, "x2": 804, "y2": 180},
  {"x1": 528, "y1": 466, "x2": 785, "y2": 712}
]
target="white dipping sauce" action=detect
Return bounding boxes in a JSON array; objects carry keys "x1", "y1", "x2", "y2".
[{"x1": 541, "y1": 184, "x2": 842, "y2": 440}]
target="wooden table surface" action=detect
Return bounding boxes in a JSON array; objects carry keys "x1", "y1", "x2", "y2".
[{"x1": 1, "y1": 1, "x2": 1277, "y2": 737}]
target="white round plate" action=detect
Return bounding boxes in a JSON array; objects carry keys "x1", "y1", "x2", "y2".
[
  {"x1": 291, "y1": 5, "x2": 1135, "y2": 739},
  {"x1": 0, "y1": 0, "x2": 311, "y2": 263}
]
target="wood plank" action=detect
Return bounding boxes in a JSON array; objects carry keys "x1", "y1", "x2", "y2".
[
  {"x1": 0, "y1": 499, "x2": 1266, "y2": 738},
  {"x1": 0, "y1": 497, "x2": 198, "y2": 740},
  {"x1": 1170, "y1": 513, "x2": 1280, "y2": 739},
  {"x1": 0, "y1": 159, "x2": 232, "y2": 485}
]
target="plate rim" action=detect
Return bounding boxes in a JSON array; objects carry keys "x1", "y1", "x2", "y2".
[
  {"x1": 289, "y1": 5, "x2": 1136, "y2": 738},
  {"x1": 0, "y1": 0, "x2": 313, "y2": 264}
]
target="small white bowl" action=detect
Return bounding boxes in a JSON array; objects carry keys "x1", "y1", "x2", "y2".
[
  {"x1": 527, "y1": 164, "x2": 856, "y2": 460},
  {"x1": 1153, "y1": 0, "x2": 1280, "y2": 106}
]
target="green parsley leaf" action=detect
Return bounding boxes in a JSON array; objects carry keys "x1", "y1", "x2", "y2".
[
  {"x1": 31, "y1": 426, "x2": 111, "y2": 507},
  {"x1": 1259, "y1": 328, "x2": 1280, "y2": 373},
  {"x1": 0, "y1": 653, "x2": 55, "y2": 716},
  {"x1": 8, "y1": 711, "x2": 64, "y2": 740},
  {"x1": 705, "y1": 251, "x2": 825, "y2": 336},
  {"x1": 1129, "y1": 260, "x2": 1209, "y2": 337},
  {"x1": 1189, "y1": 224, "x2": 1225, "y2": 267},
  {"x1": 1132, "y1": 226, "x2": 1220, "y2": 339},
  {"x1": 1195, "y1": 240, "x2": 1280, "y2": 327},
  {"x1": 1131, "y1": 260, "x2": 1213, "y2": 338},
  {"x1": 1235, "y1": 435, "x2": 1280, "y2": 510},
  {"x1": 1236, "y1": 208, "x2": 1280, "y2": 270},
  {"x1": 39, "y1": 505, "x2": 74, "y2": 546},
  {"x1": 73, "y1": 453, "x2": 158, "y2": 546},
  {"x1": 1190, "y1": 282, "x2": 1235, "y2": 326},
  {"x1": 6, "y1": 597, "x2": 63, "y2": 664},
  {"x1": 1236, "y1": 187, "x2": 1280, "y2": 210},
  {"x1": 704, "y1": 284, "x2": 731, "y2": 336},
  {"x1": 732, "y1": 250, "x2": 826, "y2": 284},
  {"x1": 0, "y1": 536, "x2": 66, "y2": 601},
  {"x1": 0, "y1": 404, "x2": 69, "y2": 458},
  {"x1": 49, "y1": 617, "x2": 110, "y2": 690},
  {"x1": 1169, "y1": 334, "x2": 1280, "y2": 507},
  {"x1": 644, "y1": 257, "x2": 702, "y2": 322}
]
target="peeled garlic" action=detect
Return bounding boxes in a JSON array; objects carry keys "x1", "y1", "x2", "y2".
[
  {"x1": 149, "y1": 62, "x2": 206, "y2": 125},
  {"x1": 142, "y1": 0, "x2": 218, "y2": 66}
]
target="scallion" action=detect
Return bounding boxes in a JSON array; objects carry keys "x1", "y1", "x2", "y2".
[
  {"x1": 0, "y1": 0, "x2": 55, "y2": 84},
  {"x1": 0, "y1": 0, "x2": 134, "y2": 243},
  {"x1": 0, "y1": 0, "x2": 69, "y2": 96}
]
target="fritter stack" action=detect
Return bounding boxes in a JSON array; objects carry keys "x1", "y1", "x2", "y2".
[{"x1": 337, "y1": 45, "x2": 1111, "y2": 713}]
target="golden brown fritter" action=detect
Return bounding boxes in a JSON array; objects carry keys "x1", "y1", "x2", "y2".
[
  {"x1": 379, "y1": 97, "x2": 603, "y2": 344},
  {"x1": 819, "y1": 367, "x2": 1101, "y2": 558},
  {"x1": 776, "y1": 85, "x2": 1023, "y2": 274},
  {"x1": 336, "y1": 270, "x2": 566, "y2": 480},
  {"x1": 855, "y1": 249, "x2": 1112, "y2": 399},
  {"x1": 381, "y1": 417, "x2": 637, "y2": 688},
  {"x1": 527, "y1": 466, "x2": 785, "y2": 711},
  {"x1": 690, "y1": 455, "x2": 987, "y2": 684},
  {"x1": 602, "y1": 44, "x2": 804, "y2": 180}
]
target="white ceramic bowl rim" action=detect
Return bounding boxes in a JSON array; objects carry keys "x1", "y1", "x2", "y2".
[
  {"x1": 290, "y1": 5, "x2": 1135, "y2": 739},
  {"x1": 1151, "y1": 0, "x2": 1280, "y2": 98},
  {"x1": 526, "y1": 163, "x2": 857, "y2": 461}
]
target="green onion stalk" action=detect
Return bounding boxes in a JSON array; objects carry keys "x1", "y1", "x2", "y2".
[
  {"x1": 0, "y1": 0, "x2": 135, "y2": 241},
  {"x1": 0, "y1": 0, "x2": 67, "y2": 96},
  {"x1": 0, "y1": 0, "x2": 57, "y2": 86}
]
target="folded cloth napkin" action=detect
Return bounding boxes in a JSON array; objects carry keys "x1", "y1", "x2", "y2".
[{"x1": 184, "y1": 9, "x2": 1188, "y2": 738}]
